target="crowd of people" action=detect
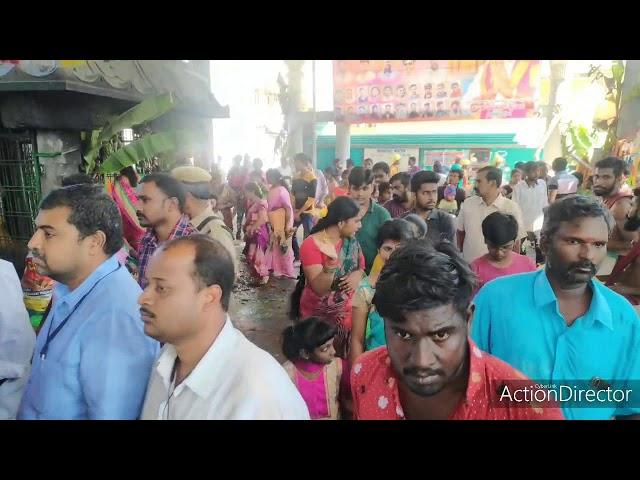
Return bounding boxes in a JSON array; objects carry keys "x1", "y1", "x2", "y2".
[{"x1": 2, "y1": 151, "x2": 640, "y2": 421}]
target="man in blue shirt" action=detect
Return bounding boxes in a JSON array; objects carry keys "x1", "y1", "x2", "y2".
[
  {"x1": 18, "y1": 184, "x2": 159, "y2": 420},
  {"x1": 472, "y1": 195, "x2": 640, "y2": 420}
]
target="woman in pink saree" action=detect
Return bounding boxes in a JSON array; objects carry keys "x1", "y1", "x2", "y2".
[
  {"x1": 266, "y1": 169, "x2": 296, "y2": 279},
  {"x1": 243, "y1": 182, "x2": 271, "y2": 285}
]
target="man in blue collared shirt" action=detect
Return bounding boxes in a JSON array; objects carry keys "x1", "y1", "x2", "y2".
[
  {"x1": 472, "y1": 195, "x2": 640, "y2": 420},
  {"x1": 18, "y1": 184, "x2": 159, "y2": 420}
]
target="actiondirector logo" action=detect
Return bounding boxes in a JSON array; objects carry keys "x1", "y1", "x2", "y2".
[{"x1": 491, "y1": 379, "x2": 640, "y2": 409}]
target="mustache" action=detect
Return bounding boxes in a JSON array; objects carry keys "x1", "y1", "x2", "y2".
[
  {"x1": 30, "y1": 250, "x2": 45, "y2": 261},
  {"x1": 140, "y1": 307, "x2": 155, "y2": 318},
  {"x1": 568, "y1": 262, "x2": 597, "y2": 274},
  {"x1": 402, "y1": 367, "x2": 444, "y2": 378}
]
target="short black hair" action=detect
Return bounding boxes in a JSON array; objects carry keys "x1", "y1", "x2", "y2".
[
  {"x1": 377, "y1": 218, "x2": 416, "y2": 248},
  {"x1": 140, "y1": 173, "x2": 187, "y2": 212},
  {"x1": 378, "y1": 181, "x2": 391, "y2": 195},
  {"x1": 61, "y1": 173, "x2": 95, "y2": 187},
  {"x1": 595, "y1": 156, "x2": 625, "y2": 178},
  {"x1": 372, "y1": 161, "x2": 390, "y2": 175},
  {"x1": 348, "y1": 166, "x2": 373, "y2": 188},
  {"x1": 510, "y1": 169, "x2": 521, "y2": 178},
  {"x1": 390, "y1": 172, "x2": 410, "y2": 187},
  {"x1": 282, "y1": 317, "x2": 337, "y2": 362},
  {"x1": 477, "y1": 166, "x2": 502, "y2": 188},
  {"x1": 373, "y1": 239, "x2": 476, "y2": 320},
  {"x1": 364, "y1": 157, "x2": 373, "y2": 164},
  {"x1": 552, "y1": 157, "x2": 568, "y2": 172},
  {"x1": 402, "y1": 213, "x2": 428, "y2": 238},
  {"x1": 514, "y1": 162, "x2": 525, "y2": 171},
  {"x1": 411, "y1": 170, "x2": 440, "y2": 193},
  {"x1": 541, "y1": 195, "x2": 614, "y2": 240},
  {"x1": 523, "y1": 161, "x2": 539, "y2": 174},
  {"x1": 346, "y1": 158, "x2": 355, "y2": 168},
  {"x1": 162, "y1": 234, "x2": 235, "y2": 311},
  {"x1": 482, "y1": 212, "x2": 519, "y2": 246},
  {"x1": 40, "y1": 184, "x2": 123, "y2": 256}
]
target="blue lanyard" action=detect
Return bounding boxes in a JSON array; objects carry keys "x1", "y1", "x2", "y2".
[{"x1": 40, "y1": 265, "x2": 121, "y2": 360}]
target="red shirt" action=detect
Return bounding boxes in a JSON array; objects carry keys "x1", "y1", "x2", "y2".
[
  {"x1": 471, "y1": 253, "x2": 537, "y2": 293},
  {"x1": 351, "y1": 339, "x2": 564, "y2": 420}
]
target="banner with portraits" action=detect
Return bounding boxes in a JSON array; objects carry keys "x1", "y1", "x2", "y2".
[{"x1": 333, "y1": 60, "x2": 542, "y2": 124}]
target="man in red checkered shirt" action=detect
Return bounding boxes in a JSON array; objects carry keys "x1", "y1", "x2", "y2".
[
  {"x1": 351, "y1": 239, "x2": 563, "y2": 420},
  {"x1": 136, "y1": 173, "x2": 197, "y2": 289}
]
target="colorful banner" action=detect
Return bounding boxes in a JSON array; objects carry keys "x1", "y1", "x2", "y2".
[
  {"x1": 333, "y1": 60, "x2": 542, "y2": 124},
  {"x1": 364, "y1": 147, "x2": 419, "y2": 171}
]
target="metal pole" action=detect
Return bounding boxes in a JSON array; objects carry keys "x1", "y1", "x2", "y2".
[{"x1": 312, "y1": 60, "x2": 317, "y2": 169}]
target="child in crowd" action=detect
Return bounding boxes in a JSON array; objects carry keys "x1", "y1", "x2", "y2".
[
  {"x1": 437, "y1": 185, "x2": 459, "y2": 215},
  {"x1": 377, "y1": 181, "x2": 392, "y2": 204},
  {"x1": 470, "y1": 212, "x2": 537, "y2": 295},
  {"x1": 281, "y1": 317, "x2": 350, "y2": 420},
  {"x1": 350, "y1": 219, "x2": 416, "y2": 363}
]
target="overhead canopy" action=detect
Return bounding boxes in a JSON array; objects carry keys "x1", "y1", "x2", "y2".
[{"x1": 0, "y1": 60, "x2": 229, "y2": 119}]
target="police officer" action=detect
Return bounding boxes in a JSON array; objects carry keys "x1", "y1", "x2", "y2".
[{"x1": 171, "y1": 166, "x2": 238, "y2": 277}]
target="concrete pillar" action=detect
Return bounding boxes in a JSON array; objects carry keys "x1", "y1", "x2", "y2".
[
  {"x1": 539, "y1": 61, "x2": 567, "y2": 164},
  {"x1": 285, "y1": 61, "x2": 305, "y2": 157},
  {"x1": 542, "y1": 123, "x2": 563, "y2": 164},
  {"x1": 335, "y1": 122, "x2": 351, "y2": 161}
]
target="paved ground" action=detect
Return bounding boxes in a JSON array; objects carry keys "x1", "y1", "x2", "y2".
[{"x1": 228, "y1": 240, "x2": 297, "y2": 364}]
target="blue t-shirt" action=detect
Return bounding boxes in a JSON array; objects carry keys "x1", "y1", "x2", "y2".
[{"x1": 471, "y1": 269, "x2": 640, "y2": 420}]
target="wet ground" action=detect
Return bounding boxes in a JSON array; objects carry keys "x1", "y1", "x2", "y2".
[{"x1": 228, "y1": 240, "x2": 297, "y2": 364}]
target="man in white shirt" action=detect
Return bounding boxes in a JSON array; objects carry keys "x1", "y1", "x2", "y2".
[
  {"x1": 548, "y1": 157, "x2": 579, "y2": 203},
  {"x1": 0, "y1": 259, "x2": 36, "y2": 419},
  {"x1": 457, "y1": 166, "x2": 526, "y2": 263},
  {"x1": 139, "y1": 234, "x2": 309, "y2": 420},
  {"x1": 512, "y1": 161, "x2": 549, "y2": 243}
]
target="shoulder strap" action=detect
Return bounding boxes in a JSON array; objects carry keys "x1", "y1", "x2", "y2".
[
  {"x1": 605, "y1": 192, "x2": 633, "y2": 210},
  {"x1": 197, "y1": 216, "x2": 233, "y2": 237}
]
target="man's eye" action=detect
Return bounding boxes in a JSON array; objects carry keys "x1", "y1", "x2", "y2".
[
  {"x1": 395, "y1": 331, "x2": 411, "y2": 340},
  {"x1": 433, "y1": 331, "x2": 450, "y2": 342}
]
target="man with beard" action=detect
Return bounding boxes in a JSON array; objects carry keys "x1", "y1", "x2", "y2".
[
  {"x1": 18, "y1": 185, "x2": 158, "y2": 419},
  {"x1": 136, "y1": 173, "x2": 197, "y2": 288},
  {"x1": 405, "y1": 171, "x2": 456, "y2": 245},
  {"x1": 457, "y1": 166, "x2": 525, "y2": 263},
  {"x1": 383, "y1": 172, "x2": 413, "y2": 218},
  {"x1": 606, "y1": 188, "x2": 640, "y2": 312},
  {"x1": 592, "y1": 157, "x2": 638, "y2": 278},
  {"x1": 472, "y1": 195, "x2": 640, "y2": 420},
  {"x1": 351, "y1": 240, "x2": 563, "y2": 420}
]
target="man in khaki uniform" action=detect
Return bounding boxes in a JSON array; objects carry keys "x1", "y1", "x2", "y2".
[{"x1": 171, "y1": 166, "x2": 238, "y2": 277}]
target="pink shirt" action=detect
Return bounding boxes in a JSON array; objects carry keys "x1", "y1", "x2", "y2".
[{"x1": 471, "y1": 253, "x2": 537, "y2": 294}]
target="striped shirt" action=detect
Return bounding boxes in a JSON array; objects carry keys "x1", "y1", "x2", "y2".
[{"x1": 137, "y1": 214, "x2": 197, "y2": 288}]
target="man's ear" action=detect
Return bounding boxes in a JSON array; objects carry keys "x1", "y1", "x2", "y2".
[
  {"x1": 539, "y1": 233, "x2": 550, "y2": 256},
  {"x1": 466, "y1": 304, "x2": 475, "y2": 329}
]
